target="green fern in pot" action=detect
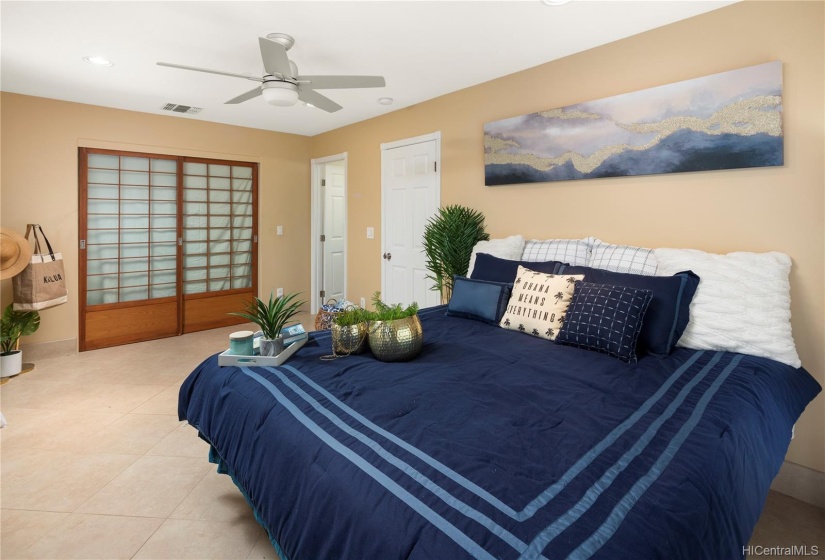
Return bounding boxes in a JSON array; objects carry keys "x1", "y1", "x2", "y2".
[
  {"x1": 423, "y1": 205, "x2": 489, "y2": 303},
  {"x1": 230, "y1": 291, "x2": 305, "y2": 356}
]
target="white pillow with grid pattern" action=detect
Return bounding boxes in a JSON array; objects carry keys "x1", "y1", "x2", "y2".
[
  {"x1": 589, "y1": 238, "x2": 658, "y2": 276},
  {"x1": 521, "y1": 238, "x2": 593, "y2": 267},
  {"x1": 468, "y1": 235, "x2": 525, "y2": 277}
]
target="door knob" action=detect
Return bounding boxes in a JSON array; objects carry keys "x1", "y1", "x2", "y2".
[{"x1": 383, "y1": 252, "x2": 392, "y2": 260}]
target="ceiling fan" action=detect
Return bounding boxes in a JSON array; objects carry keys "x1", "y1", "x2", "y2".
[{"x1": 157, "y1": 33, "x2": 386, "y2": 113}]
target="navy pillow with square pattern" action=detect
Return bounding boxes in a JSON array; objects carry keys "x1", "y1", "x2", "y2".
[
  {"x1": 556, "y1": 281, "x2": 653, "y2": 363},
  {"x1": 446, "y1": 276, "x2": 512, "y2": 325}
]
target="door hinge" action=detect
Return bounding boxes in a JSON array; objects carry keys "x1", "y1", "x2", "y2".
[
  {"x1": 79, "y1": 240, "x2": 86, "y2": 250},
  {"x1": 320, "y1": 290, "x2": 326, "y2": 298},
  {"x1": 434, "y1": 161, "x2": 437, "y2": 172},
  {"x1": 178, "y1": 237, "x2": 183, "y2": 246},
  {"x1": 321, "y1": 179, "x2": 326, "y2": 187},
  {"x1": 320, "y1": 234, "x2": 326, "y2": 242}
]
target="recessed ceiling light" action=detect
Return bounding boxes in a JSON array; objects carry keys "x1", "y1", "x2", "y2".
[
  {"x1": 82, "y1": 56, "x2": 114, "y2": 67},
  {"x1": 378, "y1": 97, "x2": 393, "y2": 106},
  {"x1": 540, "y1": 0, "x2": 572, "y2": 5}
]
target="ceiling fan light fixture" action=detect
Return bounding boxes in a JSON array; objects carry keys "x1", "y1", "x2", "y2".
[
  {"x1": 82, "y1": 56, "x2": 114, "y2": 67},
  {"x1": 378, "y1": 97, "x2": 394, "y2": 106},
  {"x1": 261, "y1": 81, "x2": 299, "y2": 106}
]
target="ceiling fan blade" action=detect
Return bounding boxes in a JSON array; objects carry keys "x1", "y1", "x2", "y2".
[
  {"x1": 225, "y1": 87, "x2": 263, "y2": 105},
  {"x1": 157, "y1": 62, "x2": 263, "y2": 82},
  {"x1": 296, "y1": 75, "x2": 386, "y2": 89},
  {"x1": 298, "y1": 87, "x2": 343, "y2": 113},
  {"x1": 258, "y1": 37, "x2": 292, "y2": 78}
]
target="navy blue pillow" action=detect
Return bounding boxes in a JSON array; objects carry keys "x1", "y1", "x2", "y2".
[
  {"x1": 471, "y1": 253, "x2": 566, "y2": 284},
  {"x1": 446, "y1": 276, "x2": 511, "y2": 325},
  {"x1": 561, "y1": 265, "x2": 700, "y2": 357},
  {"x1": 556, "y1": 281, "x2": 653, "y2": 363}
]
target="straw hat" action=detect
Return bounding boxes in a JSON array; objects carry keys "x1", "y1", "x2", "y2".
[{"x1": 0, "y1": 227, "x2": 33, "y2": 280}]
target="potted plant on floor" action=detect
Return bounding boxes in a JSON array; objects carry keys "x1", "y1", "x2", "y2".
[
  {"x1": 368, "y1": 292, "x2": 422, "y2": 362},
  {"x1": 423, "y1": 205, "x2": 490, "y2": 303},
  {"x1": 0, "y1": 304, "x2": 40, "y2": 378},
  {"x1": 230, "y1": 291, "x2": 305, "y2": 357}
]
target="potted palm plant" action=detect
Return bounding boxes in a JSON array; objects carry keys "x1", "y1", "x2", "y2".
[
  {"x1": 423, "y1": 205, "x2": 490, "y2": 303},
  {"x1": 0, "y1": 304, "x2": 40, "y2": 378},
  {"x1": 230, "y1": 291, "x2": 305, "y2": 357}
]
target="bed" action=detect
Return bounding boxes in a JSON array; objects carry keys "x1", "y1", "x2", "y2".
[{"x1": 178, "y1": 303, "x2": 820, "y2": 560}]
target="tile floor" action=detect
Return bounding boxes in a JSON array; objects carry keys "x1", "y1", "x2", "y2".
[{"x1": 1, "y1": 317, "x2": 822, "y2": 559}]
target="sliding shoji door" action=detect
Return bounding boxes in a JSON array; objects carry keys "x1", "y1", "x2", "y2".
[
  {"x1": 180, "y1": 158, "x2": 257, "y2": 333},
  {"x1": 79, "y1": 149, "x2": 257, "y2": 350}
]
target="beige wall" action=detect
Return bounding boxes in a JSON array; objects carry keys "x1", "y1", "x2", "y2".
[
  {"x1": 0, "y1": 93, "x2": 312, "y2": 346},
  {"x1": 310, "y1": 1, "x2": 825, "y2": 473}
]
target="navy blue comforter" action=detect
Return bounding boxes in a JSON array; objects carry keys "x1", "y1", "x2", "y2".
[{"x1": 179, "y1": 306, "x2": 820, "y2": 560}]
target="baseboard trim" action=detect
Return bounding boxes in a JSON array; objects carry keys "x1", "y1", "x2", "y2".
[
  {"x1": 20, "y1": 338, "x2": 77, "y2": 361},
  {"x1": 771, "y1": 460, "x2": 825, "y2": 509}
]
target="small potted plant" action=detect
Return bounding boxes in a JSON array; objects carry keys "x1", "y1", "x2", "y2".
[
  {"x1": 230, "y1": 291, "x2": 305, "y2": 357},
  {"x1": 0, "y1": 304, "x2": 40, "y2": 378},
  {"x1": 331, "y1": 307, "x2": 372, "y2": 355},
  {"x1": 368, "y1": 292, "x2": 422, "y2": 362}
]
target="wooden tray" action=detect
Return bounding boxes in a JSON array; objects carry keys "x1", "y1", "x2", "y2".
[{"x1": 218, "y1": 335, "x2": 307, "y2": 367}]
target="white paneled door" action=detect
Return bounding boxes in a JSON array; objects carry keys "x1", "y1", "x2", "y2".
[
  {"x1": 381, "y1": 135, "x2": 441, "y2": 308},
  {"x1": 322, "y1": 163, "x2": 346, "y2": 303}
]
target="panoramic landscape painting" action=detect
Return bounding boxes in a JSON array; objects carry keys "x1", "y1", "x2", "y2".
[{"x1": 484, "y1": 61, "x2": 783, "y2": 186}]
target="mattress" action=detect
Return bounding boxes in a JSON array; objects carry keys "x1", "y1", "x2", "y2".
[{"x1": 179, "y1": 306, "x2": 820, "y2": 560}]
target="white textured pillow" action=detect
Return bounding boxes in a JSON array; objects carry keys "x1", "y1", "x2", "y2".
[
  {"x1": 468, "y1": 235, "x2": 525, "y2": 276},
  {"x1": 654, "y1": 248, "x2": 800, "y2": 368},
  {"x1": 589, "y1": 238, "x2": 658, "y2": 276},
  {"x1": 521, "y1": 238, "x2": 593, "y2": 266}
]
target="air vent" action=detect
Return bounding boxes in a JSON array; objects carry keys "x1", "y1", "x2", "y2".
[{"x1": 160, "y1": 103, "x2": 202, "y2": 114}]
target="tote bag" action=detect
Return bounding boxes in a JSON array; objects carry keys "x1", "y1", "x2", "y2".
[{"x1": 13, "y1": 224, "x2": 69, "y2": 311}]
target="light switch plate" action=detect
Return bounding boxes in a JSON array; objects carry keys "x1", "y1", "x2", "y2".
[
  {"x1": 366, "y1": 227, "x2": 374, "y2": 239},
  {"x1": 276, "y1": 288, "x2": 284, "y2": 297},
  {"x1": 276, "y1": 225, "x2": 283, "y2": 236}
]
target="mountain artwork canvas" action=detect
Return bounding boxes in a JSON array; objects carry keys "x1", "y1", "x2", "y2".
[{"x1": 484, "y1": 61, "x2": 783, "y2": 186}]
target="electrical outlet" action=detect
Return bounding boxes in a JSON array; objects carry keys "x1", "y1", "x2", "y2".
[
  {"x1": 276, "y1": 288, "x2": 284, "y2": 297},
  {"x1": 366, "y1": 227, "x2": 374, "y2": 239},
  {"x1": 360, "y1": 297, "x2": 366, "y2": 308},
  {"x1": 276, "y1": 225, "x2": 283, "y2": 236}
]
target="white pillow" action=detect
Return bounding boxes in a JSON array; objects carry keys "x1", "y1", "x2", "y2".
[
  {"x1": 521, "y1": 238, "x2": 593, "y2": 266},
  {"x1": 468, "y1": 235, "x2": 525, "y2": 276},
  {"x1": 590, "y1": 238, "x2": 658, "y2": 276},
  {"x1": 654, "y1": 248, "x2": 800, "y2": 368}
]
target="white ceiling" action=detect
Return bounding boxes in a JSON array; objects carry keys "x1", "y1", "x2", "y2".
[{"x1": 1, "y1": 1, "x2": 735, "y2": 137}]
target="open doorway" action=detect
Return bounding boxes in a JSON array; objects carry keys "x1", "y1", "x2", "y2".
[{"x1": 310, "y1": 153, "x2": 348, "y2": 315}]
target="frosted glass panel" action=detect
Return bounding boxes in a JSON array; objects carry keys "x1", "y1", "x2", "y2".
[
  {"x1": 121, "y1": 286, "x2": 148, "y2": 302},
  {"x1": 151, "y1": 271, "x2": 176, "y2": 285},
  {"x1": 89, "y1": 200, "x2": 119, "y2": 214},
  {"x1": 210, "y1": 266, "x2": 230, "y2": 279},
  {"x1": 232, "y1": 166, "x2": 252, "y2": 178},
  {"x1": 121, "y1": 229, "x2": 148, "y2": 244},
  {"x1": 232, "y1": 277, "x2": 252, "y2": 289},
  {"x1": 121, "y1": 258, "x2": 148, "y2": 273},
  {"x1": 151, "y1": 229, "x2": 176, "y2": 243},
  {"x1": 232, "y1": 252, "x2": 252, "y2": 265},
  {"x1": 185, "y1": 229, "x2": 208, "y2": 242},
  {"x1": 87, "y1": 275, "x2": 118, "y2": 290},
  {"x1": 184, "y1": 268, "x2": 207, "y2": 281},
  {"x1": 232, "y1": 265, "x2": 251, "y2": 277},
  {"x1": 121, "y1": 157, "x2": 149, "y2": 171},
  {"x1": 184, "y1": 175, "x2": 207, "y2": 189},
  {"x1": 122, "y1": 200, "x2": 149, "y2": 215},
  {"x1": 87, "y1": 259, "x2": 118, "y2": 275},
  {"x1": 151, "y1": 159, "x2": 176, "y2": 173},
  {"x1": 185, "y1": 242, "x2": 207, "y2": 255},
  {"x1": 210, "y1": 189, "x2": 231, "y2": 203},
  {"x1": 184, "y1": 281, "x2": 207, "y2": 294},
  {"x1": 232, "y1": 216, "x2": 253, "y2": 229},
  {"x1": 235, "y1": 228, "x2": 252, "y2": 240},
  {"x1": 209, "y1": 164, "x2": 230, "y2": 177},
  {"x1": 88, "y1": 215, "x2": 119, "y2": 229},
  {"x1": 151, "y1": 216, "x2": 177, "y2": 229},
  {"x1": 121, "y1": 215, "x2": 149, "y2": 229},
  {"x1": 209, "y1": 254, "x2": 230, "y2": 267},
  {"x1": 210, "y1": 228, "x2": 231, "y2": 241},
  {"x1": 232, "y1": 241, "x2": 251, "y2": 253},
  {"x1": 209, "y1": 177, "x2": 230, "y2": 190},
  {"x1": 88, "y1": 169, "x2": 119, "y2": 184},
  {"x1": 152, "y1": 285, "x2": 176, "y2": 298},
  {"x1": 152, "y1": 201, "x2": 176, "y2": 215},
  {"x1": 151, "y1": 256, "x2": 176, "y2": 270},
  {"x1": 233, "y1": 178, "x2": 252, "y2": 191},
  {"x1": 209, "y1": 216, "x2": 231, "y2": 229},
  {"x1": 121, "y1": 171, "x2": 149, "y2": 186},
  {"x1": 233, "y1": 203, "x2": 252, "y2": 216},
  {"x1": 210, "y1": 203, "x2": 231, "y2": 215},
  {"x1": 120, "y1": 272, "x2": 148, "y2": 287},
  {"x1": 121, "y1": 244, "x2": 149, "y2": 258},
  {"x1": 232, "y1": 190, "x2": 252, "y2": 203},
  {"x1": 88, "y1": 230, "x2": 118, "y2": 245},
  {"x1": 184, "y1": 202, "x2": 207, "y2": 215},
  {"x1": 151, "y1": 243, "x2": 176, "y2": 257},
  {"x1": 151, "y1": 175, "x2": 177, "y2": 188},
  {"x1": 88, "y1": 244, "x2": 118, "y2": 260},
  {"x1": 184, "y1": 162, "x2": 207, "y2": 175},
  {"x1": 88, "y1": 154, "x2": 119, "y2": 169},
  {"x1": 209, "y1": 279, "x2": 230, "y2": 291},
  {"x1": 87, "y1": 289, "x2": 118, "y2": 305},
  {"x1": 121, "y1": 186, "x2": 148, "y2": 200},
  {"x1": 209, "y1": 241, "x2": 230, "y2": 254},
  {"x1": 185, "y1": 255, "x2": 207, "y2": 268},
  {"x1": 185, "y1": 189, "x2": 207, "y2": 202},
  {"x1": 89, "y1": 185, "x2": 119, "y2": 199}
]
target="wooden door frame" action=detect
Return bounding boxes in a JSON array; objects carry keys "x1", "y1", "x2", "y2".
[
  {"x1": 379, "y1": 131, "x2": 441, "y2": 304},
  {"x1": 310, "y1": 152, "x2": 348, "y2": 315}
]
